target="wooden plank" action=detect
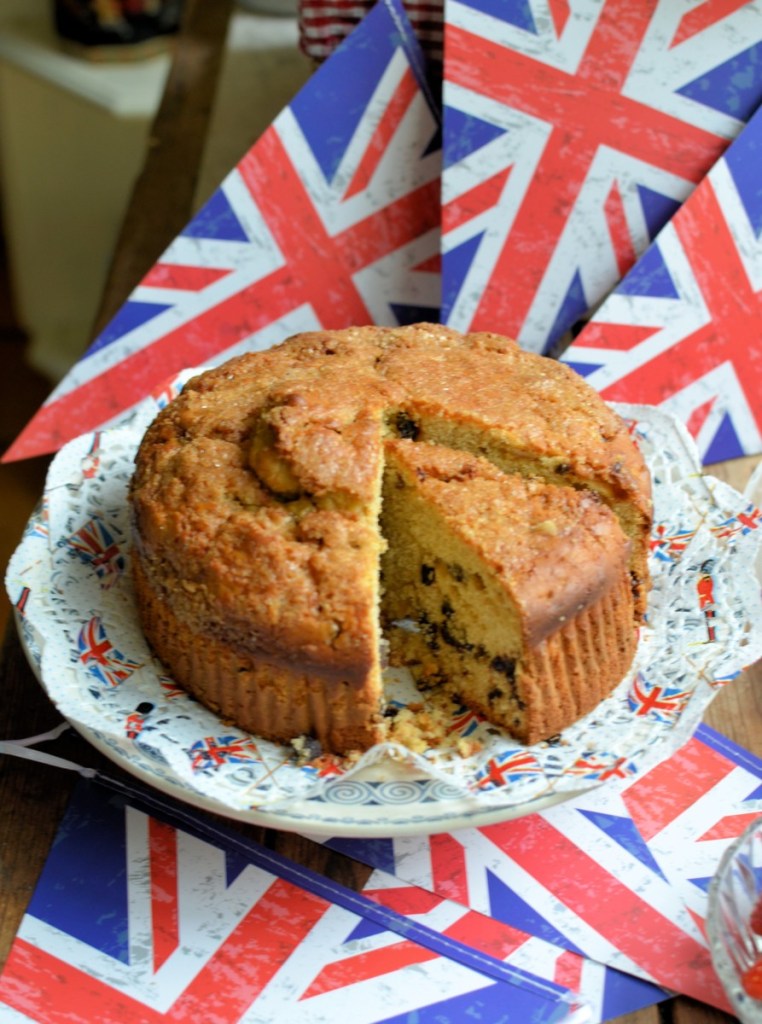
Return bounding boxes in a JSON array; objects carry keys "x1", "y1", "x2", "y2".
[
  {"x1": 0, "y1": 623, "x2": 77, "y2": 965},
  {"x1": 702, "y1": 454, "x2": 762, "y2": 760},
  {"x1": 672, "y1": 999, "x2": 739, "y2": 1024},
  {"x1": 608, "y1": 1011, "x2": 663, "y2": 1024}
]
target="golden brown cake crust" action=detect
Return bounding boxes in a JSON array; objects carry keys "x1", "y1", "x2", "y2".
[
  {"x1": 132, "y1": 560, "x2": 385, "y2": 753},
  {"x1": 129, "y1": 323, "x2": 651, "y2": 753}
]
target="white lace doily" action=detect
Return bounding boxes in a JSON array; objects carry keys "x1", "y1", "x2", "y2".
[{"x1": 6, "y1": 376, "x2": 762, "y2": 828}]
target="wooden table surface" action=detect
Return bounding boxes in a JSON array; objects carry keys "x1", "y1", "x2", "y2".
[{"x1": 1, "y1": 4, "x2": 760, "y2": 1021}]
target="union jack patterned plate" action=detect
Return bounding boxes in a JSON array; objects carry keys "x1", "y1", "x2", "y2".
[{"x1": 5, "y1": 382, "x2": 762, "y2": 835}]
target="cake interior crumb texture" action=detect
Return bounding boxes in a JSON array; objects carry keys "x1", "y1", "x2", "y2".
[
  {"x1": 381, "y1": 439, "x2": 637, "y2": 747},
  {"x1": 129, "y1": 324, "x2": 651, "y2": 756}
]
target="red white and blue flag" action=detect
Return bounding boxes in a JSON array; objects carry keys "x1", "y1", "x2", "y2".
[
  {"x1": 0, "y1": 778, "x2": 589, "y2": 1023},
  {"x1": 563, "y1": 101, "x2": 762, "y2": 464},
  {"x1": 4, "y1": 0, "x2": 441, "y2": 463},
  {"x1": 65, "y1": 515, "x2": 126, "y2": 588},
  {"x1": 361, "y1": 869, "x2": 666, "y2": 1024},
  {"x1": 76, "y1": 616, "x2": 142, "y2": 690},
  {"x1": 440, "y1": 0, "x2": 762, "y2": 355},
  {"x1": 2, "y1": 728, "x2": 759, "y2": 1020},
  {"x1": 325, "y1": 723, "x2": 762, "y2": 1013}
]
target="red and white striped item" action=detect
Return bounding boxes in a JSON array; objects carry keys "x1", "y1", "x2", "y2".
[{"x1": 299, "y1": 0, "x2": 443, "y2": 63}]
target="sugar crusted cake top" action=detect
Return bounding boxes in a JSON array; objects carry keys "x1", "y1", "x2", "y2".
[{"x1": 130, "y1": 323, "x2": 651, "y2": 675}]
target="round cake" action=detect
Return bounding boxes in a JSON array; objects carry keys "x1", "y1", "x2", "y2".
[{"x1": 129, "y1": 323, "x2": 652, "y2": 755}]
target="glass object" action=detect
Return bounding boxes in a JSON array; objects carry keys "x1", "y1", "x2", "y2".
[{"x1": 707, "y1": 817, "x2": 762, "y2": 1023}]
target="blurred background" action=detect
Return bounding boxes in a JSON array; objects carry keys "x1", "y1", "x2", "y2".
[{"x1": 0, "y1": 0, "x2": 311, "y2": 635}]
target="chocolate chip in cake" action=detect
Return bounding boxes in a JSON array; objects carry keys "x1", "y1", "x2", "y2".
[
  {"x1": 395, "y1": 411, "x2": 420, "y2": 440},
  {"x1": 420, "y1": 563, "x2": 435, "y2": 585},
  {"x1": 440, "y1": 620, "x2": 474, "y2": 652},
  {"x1": 490, "y1": 655, "x2": 516, "y2": 680},
  {"x1": 418, "y1": 612, "x2": 440, "y2": 650},
  {"x1": 448, "y1": 563, "x2": 465, "y2": 582}
]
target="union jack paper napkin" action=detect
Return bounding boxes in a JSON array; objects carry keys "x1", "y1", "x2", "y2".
[
  {"x1": 7, "y1": 0, "x2": 762, "y2": 465},
  {"x1": 561, "y1": 97, "x2": 762, "y2": 465},
  {"x1": 361, "y1": 869, "x2": 667, "y2": 1023},
  {"x1": 322, "y1": 724, "x2": 762, "y2": 1013},
  {"x1": 0, "y1": 777, "x2": 591, "y2": 1024},
  {"x1": 4, "y1": 0, "x2": 441, "y2": 463},
  {"x1": 440, "y1": 0, "x2": 762, "y2": 355}
]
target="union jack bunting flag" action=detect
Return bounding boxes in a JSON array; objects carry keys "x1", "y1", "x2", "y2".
[
  {"x1": 187, "y1": 735, "x2": 261, "y2": 774},
  {"x1": 4, "y1": 0, "x2": 441, "y2": 463},
  {"x1": 326, "y1": 724, "x2": 762, "y2": 1012},
  {"x1": 0, "y1": 778, "x2": 587, "y2": 1023},
  {"x1": 627, "y1": 675, "x2": 692, "y2": 722},
  {"x1": 650, "y1": 522, "x2": 698, "y2": 565},
  {"x1": 440, "y1": 0, "x2": 762, "y2": 355},
  {"x1": 65, "y1": 515, "x2": 126, "y2": 587},
  {"x1": 473, "y1": 747, "x2": 542, "y2": 790},
  {"x1": 712, "y1": 505, "x2": 762, "y2": 542},
  {"x1": 76, "y1": 616, "x2": 142, "y2": 690},
  {"x1": 563, "y1": 101, "x2": 762, "y2": 463}
]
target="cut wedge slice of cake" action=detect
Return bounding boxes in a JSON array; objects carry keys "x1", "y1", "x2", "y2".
[{"x1": 381, "y1": 439, "x2": 638, "y2": 745}]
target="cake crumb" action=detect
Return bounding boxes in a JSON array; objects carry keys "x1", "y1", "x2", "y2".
[
  {"x1": 386, "y1": 690, "x2": 484, "y2": 757},
  {"x1": 290, "y1": 735, "x2": 323, "y2": 765},
  {"x1": 455, "y1": 736, "x2": 483, "y2": 758}
]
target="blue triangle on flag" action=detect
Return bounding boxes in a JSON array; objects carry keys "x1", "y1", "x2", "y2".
[
  {"x1": 636, "y1": 184, "x2": 682, "y2": 242},
  {"x1": 676, "y1": 40, "x2": 762, "y2": 122},
  {"x1": 547, "y1": 270, "x2": 589, "y2": 348},
  {"x1": 458, "y1": 0, "x2": 537, "y2": 33},
  {"x1": 688, "y1": 875, "x2": 713, "y2": 894},
  {"x1": 577, "y1": 809, "x2": 668, "y2": 880},
  {"x1": 390, "y1": 302, "x2": 442, "y2": 326},
  {"x1": 444, "y1": 106, "x2": 507, "y2": 168},
  {"x1": 27, "y1": 781, "x2": 130, "y2": 963},
  {"x1": 563, "y1": 359, "x2": 605, "y2": 378},
  {"x1": 441, "y1": 232, "x2": 484, "y2": 322},
  {"x1": 745, "y1": 781, "x2": 762, "y2": 801},
  {"x1": 724, "y1": 109, "x2": 762, "y2": 238},
  {"x1": 182, "y1": 187, "x2": 249, "y2": 243},
  {"x1": 289, "y1": 2, "x2": 399, "y2": 184},
  {"x1": 602, "y1": 967, "x2": 668, "y2": 1018},
  {"x1": 702, "y1": 412, "x2": 746, "y2": 465},
  {"x1": 91, "y1": 300, "x2": 172, "y2": 354},
  {"x1": 423, "y1": 122, "x2": 443, "y2": 159},
  {"x1": 345, "y1": 914, "x2": 392, "y2": 942},
  {"x1": 327, "y1": 836, "x2": 397, "y2": 876},
  {"x1": 617, "y1": 243, "x2": 680, "y2": 299},
  {"x1": 486, "y1": 869, "x2": 585, "y2": 955},
  {"x1": 225, "y1": 848, "x2": 253, "y2": 887}
]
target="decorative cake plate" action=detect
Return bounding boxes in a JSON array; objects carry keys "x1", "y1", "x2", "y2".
[{"x1": 7, "y1": 377, "x2": 762, "y2": 837}]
